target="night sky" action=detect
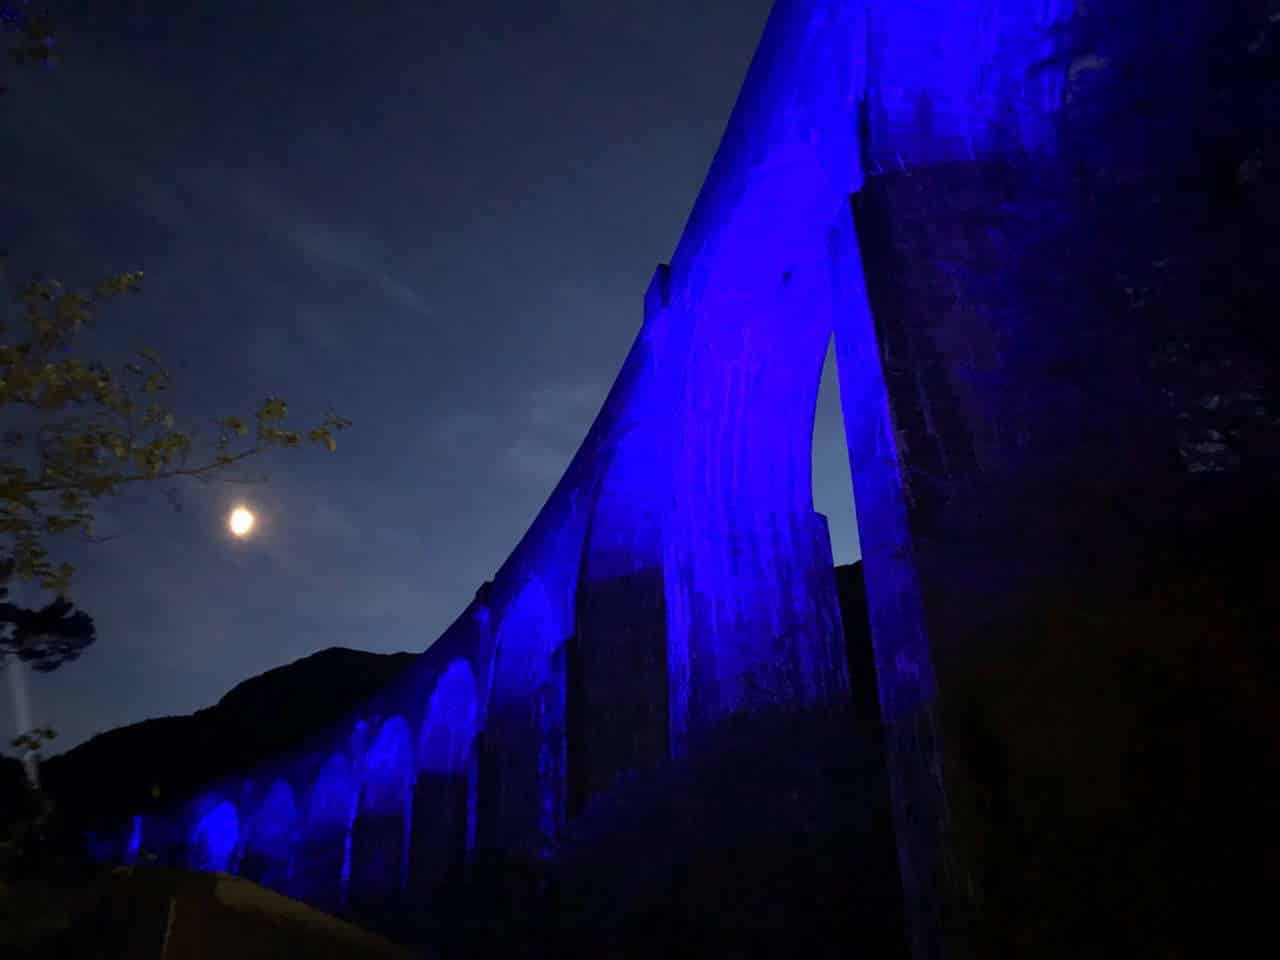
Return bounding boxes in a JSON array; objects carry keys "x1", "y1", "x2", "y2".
[{"x1": 1, "y1": 0, "x2": 858, "y2": 754}]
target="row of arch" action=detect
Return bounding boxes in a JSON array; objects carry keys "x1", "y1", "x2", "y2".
[
  {"x1": 163, "y1": 536, "x2": 682, "y2": 905},
  {"x1": 161, "y1": 659, "x2": 482, "y2": 918},
  {"x1": 126, "y1": 363, "x2": 854, "y2": 918},
  {"x1": 112, "y1": 161, "x2": 864, "y2": 914}
]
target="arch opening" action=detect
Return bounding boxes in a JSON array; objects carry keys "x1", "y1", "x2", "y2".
[
  {"x1": 298, "y1": 753, "x2": 357, "y2": 913},
  {"x1": 485, "y1": 576, "x2": 569, "y2": 855},
  {"x1": 409, "y1": 661, "x2": 480, "y2": 898},
  {"x1": 812, "y1": 336, "x2": 860, "y2": 567},
  {"x1": 663, "y1": 233, "x2": 855, "y2": 746},
  {"x1": 570, "y1": 415, "x2": 671, "y2": 818},
  {"x1": 350, "y1": 717, "x2": 413, "y2": 924},
  {"x1": 240, "y1": 779, "x2": 299, "y2": 893},
  {"x1": 190, "y1": 799, "x2": 239, "y2": 873}
]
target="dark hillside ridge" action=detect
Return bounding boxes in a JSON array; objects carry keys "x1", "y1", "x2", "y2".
[
  {"x1": 38, "y1": 648, "x2": 418, "y2": 830},
  {"x1": 27, "y1": 567, "x2": 877, "y2": 845}
]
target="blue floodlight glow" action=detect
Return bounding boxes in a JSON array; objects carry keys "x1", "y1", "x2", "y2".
[
  {"x1": 97, "y1": 3, "x2": 1162, "y2": 948},
  {"x1": 125, "y1": 814, "x2": 142, "y2": 864},
  {"x1": 487, "y1": 574, "x2": 570, "y2": 850},
  {"x1": 349, "y1": 716, "x2": 415, "y2": 900},
  {"x1": 309, "y1": 753, "x2": 357, "y2": 827},
  {"x1": 362, "y1": 716, "x2": 413, "y2": 814},
  {"x1": 420, "y1": 661, "x2": 480, "y2": 774},
  {"x1": 306, "y1": 753, "x2": 357, "y2": 900},
  {"x1": 240, "y1": 779, "x2": 299, "y2": 891},
  {"x1": 190, "y1": 800, "x2": 239, "y2": 872}
]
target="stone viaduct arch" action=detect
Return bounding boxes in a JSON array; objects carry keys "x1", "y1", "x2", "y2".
[
  {"x1": 348, "y1": 716, "x2": 413, "y2": 925},
  {"x1": 483, "y1": 575, "x2": 570, "y2": 857},
  {"x1": 297, "y1": 752, "x2": 357, "y2": 913},
  {"x1": 238, "y1": 779, "x2": 299, "y2": 892},
  {"x1": 100, "y1": 4, "x2": 1277, "y2": 958},
  {"x1": 409, "y1": 660, "x2": 479, "y2": 895}
]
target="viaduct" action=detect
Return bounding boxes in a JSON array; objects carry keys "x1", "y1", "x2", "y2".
[{"x1": 95, "y1": 3, "x2": 1278, "y2": 958}]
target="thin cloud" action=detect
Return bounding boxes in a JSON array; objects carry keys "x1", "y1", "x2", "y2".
[
  {"x1": 502, "y1": 378, "x2": 606, "y2": 483},
  {"x1": 7, "y1": 85, "x2": 433, "y2": 323},
  {"x1": 525, "y1": 379, "x2": 607, "y2": 430},
  {"x1": 433, "y1": 410, "x2": 496, "y2": 443},
  {"x1": 233, "y1": 177, "x2": 434, "y2": 319}
]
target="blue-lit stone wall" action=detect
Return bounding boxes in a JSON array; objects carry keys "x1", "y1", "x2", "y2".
[{"x1": 96, "y1": 3, "x2": 1277, "y2": 958}]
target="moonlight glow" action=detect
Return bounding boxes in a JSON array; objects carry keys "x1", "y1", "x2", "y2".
[{"x1": 228, "y1": 506, "x2": 256, "y2": 538}]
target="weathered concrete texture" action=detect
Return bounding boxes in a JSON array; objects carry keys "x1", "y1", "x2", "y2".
[
  {"x1": 570, "y1": 566, "x2": 668, "y2": 813},
  {"x1": 851, "y1": 4, "x2": 1280, "y2": 956},
  {"x1": 85, "y1": 2, "x2": 1277, "y2": 958}
]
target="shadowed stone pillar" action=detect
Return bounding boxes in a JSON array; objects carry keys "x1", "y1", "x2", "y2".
[
  {"x1": 348, "y1": 805, "x2": 408, "y2": 924},
  {"x1": 408, "y1": 772, "x2": 469, "y2": 897},
  {"x1": 570, "y1": 565, "x2": 668, "y2": 813},
  {"x1": 295, "y1": 824, "x2": 350, "y2": 916},
  {"x1": 843, "y1": 3, "x2": 1280, "y2": 956}
]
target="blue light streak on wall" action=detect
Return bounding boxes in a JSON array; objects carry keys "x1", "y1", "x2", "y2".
[
  {"x1": 305, "y1": 753, "x2": 357, "y2": 907},
  {"x1": 419, "y1": 660, "x2": 479, "y2": 775},
  {"x1": 659, "y1": 159, "x2": 853, "y2": 740},
  {"x1": 241, "y1": 779, "x2": 299, "y2": 892},
  {"x1": 410, "y1": 660, "x2": 482, "y2": 886},
  {"x1": 309, "y1": 753, "x2": 356, "y2": 827},
  {"x1": 351, "y1": 716, "x2": 414, "y2": 898},
  {"x1": 190, "y1": 800, "x2": 239, "y2": 873},
  {"x1": 125, "y1": 814, "x2": 142, "y2": 865},
  {"x1": 362, "y1": 717, "x2": 412, "y2": 814},
  {"x1": 486, "y1": 575, "x2": 569, "y2": 853}
]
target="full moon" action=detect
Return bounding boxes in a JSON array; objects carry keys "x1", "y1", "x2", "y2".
[{"x1": 228, "y1": 506, "x2": 256, "y2": 538}]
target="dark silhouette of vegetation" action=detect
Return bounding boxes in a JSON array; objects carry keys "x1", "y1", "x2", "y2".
[
  {"x1": 0, "y1": 1, "x2": 56, "y2": 98},
  {"x1": 1, "y1": 559, "x2": 94, "y2": 672}
]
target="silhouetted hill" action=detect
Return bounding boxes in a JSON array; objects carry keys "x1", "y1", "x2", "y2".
[
  {"x1": 16, "y1": 569, "x2": 878, "y2": 844},
  {"x1": 39, "y1": 647, "x2": 417, "y2": 831}
]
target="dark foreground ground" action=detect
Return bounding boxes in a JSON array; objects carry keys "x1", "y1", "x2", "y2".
[{"x1": 1, "y1": 863, "x2": 416, "y2": 959}]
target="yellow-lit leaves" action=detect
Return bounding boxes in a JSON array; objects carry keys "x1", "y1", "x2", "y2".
[
  {"x1": 4, "y1": 529, "x2": 73, "y2": 593},
  {"x1": 17, "y1": 277, "x2": 94, "y2": 353},
  {"x1": 41, "y1": 562, "x2": 74, "y2": 594},
  {"x1": 308, "y1": 428, "x2": 338, "y2": 452},
  {"x1": 310, "y1": 412, "x2": 352, "y2": 453},
  {"x1": 106, "y1": 433, "x2": 129, "y2": 461},
  {"x1": 259, "y1": 426, "x2": 302, "y2": 448},
  {"x1": 3, "y1": 267, "x2": 351, "y2": 598},
  {"x1": 52, "y1": 289, "x2": 90, "y2": 335},
  {"x1": 256, "y1": 397, "x2": 288, "y2": 422},
  {"x1": 219, "y1": 415, "x2": 249, "y2": 437},
  {"x1": 92, "y1": 271, "x2": 144, "y2": 299}
]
